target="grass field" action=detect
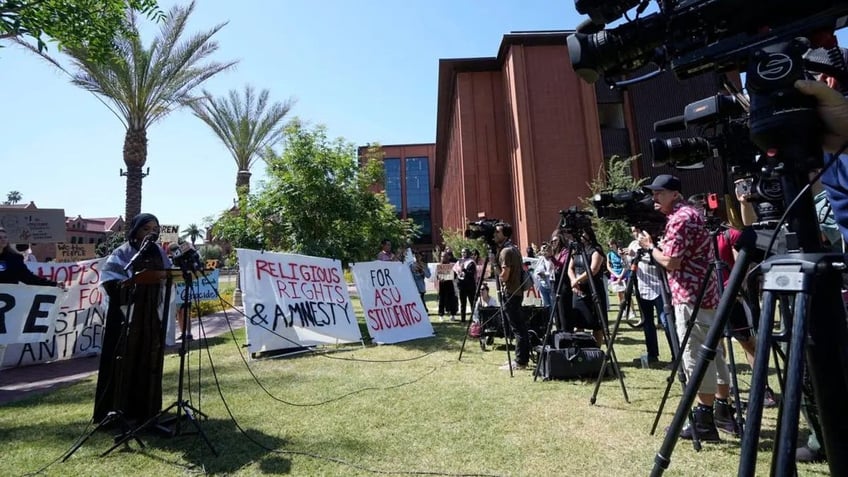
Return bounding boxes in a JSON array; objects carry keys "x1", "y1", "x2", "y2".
[{"x1": 0, "y1": 295, "x2": 831, "y2": 476}]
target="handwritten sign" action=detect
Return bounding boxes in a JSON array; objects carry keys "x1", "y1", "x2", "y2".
[
  {"x1": 436, "y1": 263, "x2": 453, "y2": 281},
  {"x1": 174, "y1": 269, "x2": 220, "y2": 305},
  {"x1": 0, "y1": 208, "x2": 66, "y2": 243},
  {"x1": 159, "y1": 224, "x2": 180, "y2": 243},
  {"x1": 351, "y1": 261, "x2": 434, "y2": 344},
  {"x1": 54, "y1": 243, "x2": 97, "y2": 262},
  {"x1": 236, "y1": 248, "x2": 362, "y2": 353}
]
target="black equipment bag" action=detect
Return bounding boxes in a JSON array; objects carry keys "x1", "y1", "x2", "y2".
[
  {"x1": 539, "y1": 345, "x2": 605, "y2": 380},
  {"x1": 551, "y1": 331, "x2": 598, "y2": 350}
]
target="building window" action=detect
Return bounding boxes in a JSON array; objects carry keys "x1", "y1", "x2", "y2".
[
  {"x1": 405, "y1": 157, "x2": 432, "y2": 244},
  {"x1": 89, "y1": 238, "x2": 95, "y2": 244},
  {"x1": 383, "y1": 158, "x2": 402, "y2": 214}
]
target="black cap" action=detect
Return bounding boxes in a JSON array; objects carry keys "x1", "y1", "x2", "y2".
[{"x1": 644, "y1": 174, "x2": 682, "y2": 192}]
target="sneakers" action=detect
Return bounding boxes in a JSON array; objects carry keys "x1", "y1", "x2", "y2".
[
  {"x1": 713, "y1": 399, "x2": 739, "y2": 436},
  {"x1": 499, "y1": 361, "x2": 528, "y2": 371},
  {"x1": 796, "y1": 445, "x2": 826, "y2": 463},
  {"x1": 438, "y1": 315, "x2": 444, "y2": 322},
  {"x1": 679, "y1": 405, "x2": 721, "y2": 442}
]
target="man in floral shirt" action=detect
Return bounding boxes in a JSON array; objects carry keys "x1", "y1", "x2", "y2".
[{"x1": 639, "y1": 174, "x2": 732, "y2": 442}]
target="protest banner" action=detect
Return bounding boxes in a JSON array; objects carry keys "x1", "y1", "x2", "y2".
[
  {"x1": 0, "y1": 258, "x2": 107, "y2": 368},
  {"x1": 237, "y1": 249, "x2": 362, "y2": 354},
  {"x1": 175, "y1": 269, "x2": 220, "y2": 305},
  {"x1": 351, "y1": 261, "x2": 434, "y2": 344},
  {"x1": 0, "y1": 285, "x2": 62, "y2": 345},
  {"x1": 54, "y1": 243, "x2": 97, "y2": 262},
  {"x1": 0, "y1": 208, "x2": 66, "y2": 243}
]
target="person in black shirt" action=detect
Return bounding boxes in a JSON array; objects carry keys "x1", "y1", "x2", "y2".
[
  {"x1": 567, "y1": 228, "x2": 606, "y2": 347},
  {"x1": 0, "y1": 227, "x2": 58, "y2": 286}
]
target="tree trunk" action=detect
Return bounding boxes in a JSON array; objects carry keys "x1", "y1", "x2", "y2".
[
  {"x1": 123, "y1": 128, "x2": 148, "y2": 220},
  {"x1": 236, "y1": 169, "x2": 252, "y2": 200}
]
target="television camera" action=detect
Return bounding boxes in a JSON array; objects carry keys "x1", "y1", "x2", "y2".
[
  {"x1": 592, "y1": 190, "x2": 667, "y2": 238},
  {"x1": 650, "y1": 93, "x2": 786, "y2": 223},
  {"x1": 558, "y1": 206, "x2": 594, "y2": 236},
  {"x1": 465, "y1": 218, "x2": 501, "y2": 248}
]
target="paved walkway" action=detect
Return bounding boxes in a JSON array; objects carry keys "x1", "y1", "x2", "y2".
[{"x1": 0, "y1": 308, "x2": 245, "y2": 406}]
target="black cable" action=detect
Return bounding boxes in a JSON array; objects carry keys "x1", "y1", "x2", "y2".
[{"x1": 197, "y1": 304, "x2": 505, "y2": 477}]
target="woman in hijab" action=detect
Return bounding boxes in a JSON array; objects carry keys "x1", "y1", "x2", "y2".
[{"x1": 93, "y1": 213, "x2": 172, "y2": 424}]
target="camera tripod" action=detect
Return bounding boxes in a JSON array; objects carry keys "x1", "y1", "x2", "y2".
[
  {"x1": 652, "y1": 40, "x2": 848, "y2": 477},
  {"x1": 104, "y1": 267, "x2": 217, "y2": 456}
]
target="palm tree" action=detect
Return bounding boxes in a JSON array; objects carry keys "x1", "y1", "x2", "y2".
[
  {"x1": 5, "y1": 190, "x2": 22, "y2": 204},
  {"x1": 180, "y1": 223, "x2": 204, "y2": 246},
  {"x1": 190, "y1": 85, "x2": 293, "y2": 200},
  {"x1": 31, "y1": 1, "x2": 236, "y2": 220}
]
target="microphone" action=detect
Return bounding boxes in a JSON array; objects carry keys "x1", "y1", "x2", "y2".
[
  {"x1": 653, "y1": 115, "x2": 686, "y2": 132},
  {"x1": 124, "y1": 232, "x2": 159, "y2": 271}
]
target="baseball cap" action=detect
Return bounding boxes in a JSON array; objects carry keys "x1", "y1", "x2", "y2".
[{"x1": 644, "y1": 174, "x2": 682, "y2": 192}]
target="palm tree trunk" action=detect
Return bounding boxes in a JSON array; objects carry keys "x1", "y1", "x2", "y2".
[
  {"x1": 236, "y1": 169, "x2": 252, "y2": 201},
  {"x1": 123, "y1": 128, "x2": 148, "y2": 220}
]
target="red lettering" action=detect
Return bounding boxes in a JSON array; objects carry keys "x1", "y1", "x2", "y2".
[{"x1": 255, "y1": 260, "x2": 277, "y2": 280}]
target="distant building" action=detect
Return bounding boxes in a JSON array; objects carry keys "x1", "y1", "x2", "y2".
[{"x1": 364, "y1": 31, "x2": 728, "y2": 252}]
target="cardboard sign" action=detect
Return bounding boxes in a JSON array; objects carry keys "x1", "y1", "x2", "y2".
[
  {"x1": 0, "y1": 208, "x2": 66, "y2": 243},
  {"x1": 159, "y1": 224, "x2": 180, "y2": 243},
  {"x1": 54, "y1": 243, "x2": 97, "y2": 262}
]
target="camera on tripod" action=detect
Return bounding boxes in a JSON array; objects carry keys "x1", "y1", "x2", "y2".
[
  {"x1": 592, "y1": 190, "x2": 667, "y2": 238},
  {"x1": 465, "y1": 218, "x2": 501, "y2": 247},
  {"x1": 558, "y1": 207, "x2": 594, "y2": 236}
]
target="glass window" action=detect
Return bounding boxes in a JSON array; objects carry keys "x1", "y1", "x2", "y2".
[
  {"x1": 383, "y1": 158, "x2": 402, "y2": 213},
  {"x1": 405, "y1": 157, "x2": 432, "y2": 243}
]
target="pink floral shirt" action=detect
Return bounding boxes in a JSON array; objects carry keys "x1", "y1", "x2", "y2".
[{"x1": 659, "y1": 201, "x2": 718, "y2": 308}]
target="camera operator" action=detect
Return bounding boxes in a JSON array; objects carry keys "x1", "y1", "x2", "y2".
[
  {"x1": 493, "y1": 222, "x2": 529, "y2": 371},
  {"x1": 638, "y1": 175, "x2": 732, "y2": 442},
  {"x1": 567, "y1": 228, "x2": 607, "y2": 347}
]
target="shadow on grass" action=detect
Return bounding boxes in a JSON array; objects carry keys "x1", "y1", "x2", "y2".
[{"x1": 144, "y1": 418, "x2": 290, "y2": 474}]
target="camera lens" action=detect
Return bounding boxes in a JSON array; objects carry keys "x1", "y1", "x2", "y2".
[{"x1": 651, "y1": 137, "x2": 712, "y2": 168}]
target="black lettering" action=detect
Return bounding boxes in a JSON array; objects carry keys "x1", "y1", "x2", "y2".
[
  {"x1": 0, "y1": 292, "x2": 13, "y2": 333},
  {"x1": 23, "y1": 294, "x2": 57, "y2": 334}
]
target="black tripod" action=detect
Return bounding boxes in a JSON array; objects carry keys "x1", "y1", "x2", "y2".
[
  {"x1": 589, "y1": 248, "x2": 650, "y2": 403},
  {"x1": 458, "y1": 245, "x2": 516, "y2": 377},
  {"x1": 652, "y1": 39, "x2": 848, "y2": 477},
  {"x1": 533, "y1": 243, "x2": 574, "y2": 381},
  {"x1": 105, "y1": 268, "x2": 217, "y2": 456}
]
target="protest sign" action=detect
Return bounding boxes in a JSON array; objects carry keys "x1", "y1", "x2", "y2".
[
  {"x1": 351, "y1": 261, "x2": 434, "y2": 344},
  {"x1": 175, "y1": 269, "x2": 220, "y2": 305},
  {"x1": 237, "y1": 249, "x2": 362, "y2": 353},
  {"x1": 436, "y1": 263, "x2": 453, "y2": 281},
  {"x1": 54, "y1": 243, "x2": 97, "y2": 262},
  {"x1": 0, "y1": 258, "x2": 107, "y2": 368},
  {"x1": 159, "y1": 224, "x2": 180, "y2": 243},
  {"x1": 0, "y1": 208, "x2": 66, "y2": 243}
]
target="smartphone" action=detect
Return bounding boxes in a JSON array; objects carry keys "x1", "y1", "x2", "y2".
[{"x1": 735, "y1": 178, "x2": 753, "y2": 198}]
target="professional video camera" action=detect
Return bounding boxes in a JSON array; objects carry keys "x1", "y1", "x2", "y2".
[
  {"x1": 592, "y1": 190, "x2": 667, "y2": 237},
  {"x1": 465, "y1": 218, "x2": 501, "y2": 247},
  {"x1": 170, "y1": 242, "x2": 204, "y2": 272},
  {"x1": 650, "y1": 93, "x2": 785, "y2": 223},
  {"x1": 567, "y1": 1, "x2": 848, "y2": 84},
  {"x1": 558, "y1": 206, "x2": 594, "y2": 236}
]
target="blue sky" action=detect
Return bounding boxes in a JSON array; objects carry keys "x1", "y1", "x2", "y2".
[
  {"x1": 0, "y1": 0, "x2": 574, "y2": 234},
  {"x1": 1, "y1": 1, "x2": 847, "y2": 235}
]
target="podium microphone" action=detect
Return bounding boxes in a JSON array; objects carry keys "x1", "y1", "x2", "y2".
[{"x1": 124, "y1": 232, "x2": 159, "y2": 271}]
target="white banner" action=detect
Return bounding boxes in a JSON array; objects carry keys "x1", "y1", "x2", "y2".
[
  {"x1": 351, "y1": 261, "x2": 434, "y2": 344},
  {"x1": 0, "y1": 285, "x2": 62, "y2": 345},
  {"x1": 237, "y1": 249, "x2": 361, "y2": 353},
  {"x1": 1, "y1": 258, "x2": 107, "y2": 368}
]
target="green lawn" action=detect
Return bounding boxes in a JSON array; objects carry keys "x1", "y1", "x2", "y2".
[{"x1": 0, "y1": 295, "x2": 829, "y2": 476}]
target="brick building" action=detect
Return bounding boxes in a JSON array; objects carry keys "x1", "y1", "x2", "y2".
[{"x1": 365, "y1": 31, "x2": 729, "y2": 252}]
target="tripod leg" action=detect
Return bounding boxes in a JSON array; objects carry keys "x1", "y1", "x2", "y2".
[{"x1": 738, "y1": 290, "x2": 778, "y2": 476}]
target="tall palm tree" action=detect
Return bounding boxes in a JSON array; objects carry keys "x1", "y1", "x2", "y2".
[
  {"x1": 180, "y1": 223, "x2": 204, "y2": 246},
  {"x1": 34, "y1": 1, "x2": 236, "y2": 220},
  {"x1": 5, "y1": 190, "x2": 22, "y2": 204},
  {"x1": 190, "y1": 85, "x2": 293, "y2": 199}
]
